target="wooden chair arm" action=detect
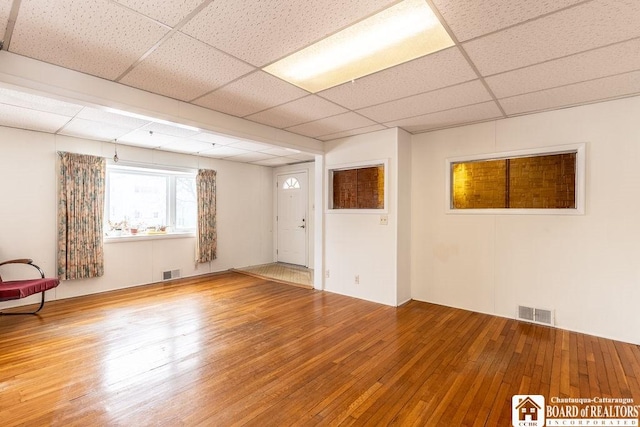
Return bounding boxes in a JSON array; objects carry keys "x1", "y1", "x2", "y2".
[
  {"x1": 0, "y1": 259, "x2": 45, "y2": 280},
  {"x1": 0, "y1": 258, "x2": 34, "y2": 267}
]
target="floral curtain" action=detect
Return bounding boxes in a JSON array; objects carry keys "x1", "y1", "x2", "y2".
[
  {"x1": 196, "y1": 169, "x2": 217, "y2": 263},
  {"x1": 57, "y1": 152, "x2": 106, "y2": 280}
]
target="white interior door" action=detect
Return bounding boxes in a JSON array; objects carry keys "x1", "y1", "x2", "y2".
[{"x1": 277, "y1": 172, "x2": 307, "y2": 266}]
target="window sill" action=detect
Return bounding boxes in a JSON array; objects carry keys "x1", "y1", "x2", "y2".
[
  {"x1": 325, "y1": 208, "x2": 388, "y2": 214},
  {"x1": 445, "y1": 208, "x2": 584, "y2": 215},
  {"x1": 104, "y1": 231, "x2": 195, "y2": 243}
]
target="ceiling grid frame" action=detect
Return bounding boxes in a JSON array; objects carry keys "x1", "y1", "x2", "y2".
[
  {"x1": 112, "y1": 0, "x2": 215, "y2": 82},
  {"x1": 425, "y1": 0, "x2": 506, "y2": 117},
  {"x1": 0, "y1": 0, "x2": 637, "y2": 162}
]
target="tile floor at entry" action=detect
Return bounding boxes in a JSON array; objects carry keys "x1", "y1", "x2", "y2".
[{"x1": 235, "y1": 262, "x2": 313, "y2": 288}]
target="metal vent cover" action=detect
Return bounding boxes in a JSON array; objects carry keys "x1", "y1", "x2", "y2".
[
  {"x1": 162, "y1": 269, "x2": 181, "y2": 280},
  {"x1": 534, "y1": 308, "x2": 553, "y2": 325},
  {"x1": 518, "y1": 305, "x2": 534, "y2": 321},
  {"x1": 518, "y1": 305, "x2": 554, "y2": 326}
]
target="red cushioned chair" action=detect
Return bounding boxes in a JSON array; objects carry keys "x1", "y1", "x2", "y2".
[{"x1": 0, "y1": 259, "x2": 60, "y2": 315}]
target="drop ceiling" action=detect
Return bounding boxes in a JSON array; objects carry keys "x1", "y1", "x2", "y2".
[{"x1": 1, "y1": 0, "x2": 639, "y2": 163}]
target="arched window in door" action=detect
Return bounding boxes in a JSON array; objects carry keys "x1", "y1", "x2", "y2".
[{"x1": 282, "y1": 177, "x2": 300, "y2": 189}]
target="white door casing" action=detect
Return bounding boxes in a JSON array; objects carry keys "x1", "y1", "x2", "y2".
[{"x1": 277, "y1": 172, "x2": 308, "y2": 266}]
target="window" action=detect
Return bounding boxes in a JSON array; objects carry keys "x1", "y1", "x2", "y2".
[
  {"x1": 327, "y1": 160, "x2": 387, "y2": 212},
  {"x1": 105, "y1": 164, "x2": 197, "y2": 236},
  {"x1": 282, "y1": 177, "x2": 300, "y2": 189},
  {"x1": 446, "y1": 144, "x2": 585, "y2": 214}
]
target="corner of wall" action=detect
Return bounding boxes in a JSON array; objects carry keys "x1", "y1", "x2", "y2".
[{"x1": 395, "y1": 128, "x2": 412, "y2": 305}]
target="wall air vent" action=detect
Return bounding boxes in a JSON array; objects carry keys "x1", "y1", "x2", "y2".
[
  {"x1": 534, "y1": 308, "x2": 553, "y2": 325},
  {"x1": 517, "y1": 305, "x2": 554, "y2": 326},
  {"x1": 162, "y1": 269, "x2": 181, "y2": 281},
  {"x1": 518, "y1": 305, "x2": 534, "y2": 322}
]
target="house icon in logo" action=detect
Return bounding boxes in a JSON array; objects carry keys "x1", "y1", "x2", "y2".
[
  {"x1": 512, "y1": 395, "x2": 545, "y2": 427},
  {"x1": 516, "y1": 396, "x2": 542, "y2": 421}
]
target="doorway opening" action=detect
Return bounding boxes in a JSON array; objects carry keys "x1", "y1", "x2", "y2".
[{"x1": 276, "y1": 171, "x2": 308, "y2": 267}]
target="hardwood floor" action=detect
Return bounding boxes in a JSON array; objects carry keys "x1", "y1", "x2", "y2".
[{"x1": 0, "y1": 272, "x2": 638, "y2": 426}]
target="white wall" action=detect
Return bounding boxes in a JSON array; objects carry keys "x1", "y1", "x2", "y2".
[
  {"x1": 324, "y1": 128, "x2": 401, "y2": 306},
  {"x1": 314, "y1": 155, "x2": 325, "y2": 291},
  {"x1": 411, "y1": 95, "x2": 640, "y2": 345},
  {"x1": 273, "y1": 162, "x2": 315, "y2": 269},
  {"x1": 396, "y1": 129, "x2": 412, "y2": 305},
  {"x1": 0, "y1": 126, "x2": 273, "y2": 309}
]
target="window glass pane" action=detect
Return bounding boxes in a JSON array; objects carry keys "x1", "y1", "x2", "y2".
[
  {"x1": 108, "y1": 172, "x2": 167, "y2": 229},
  {"x1": 451, "y1": 152, "x2": 576, "y2": 209},
  {"x1": 332, "y1": 169, "x2": 357, "y2": 209},
  {"x1": 332, "y1": 165, "x2": 384, "y2": 209},
  {"x1": 283, "y1": 177, "x2": 300, "y2": 189},
  {"x1": 452, "y1": 159, "x2": 506, "y2": 209},
  {"x1": 176, "y1": 176, "x2": 197, "y2": 230},
  {"x1": 508, "y1": 153, "x2": 576, "y2": 209},
  {"x1": 105, "y1": 165, "x2": 197, "y2": 236}
]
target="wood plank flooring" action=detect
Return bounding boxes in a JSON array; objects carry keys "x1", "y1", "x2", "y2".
[{"x1": 0, "y1": 272, "x2": 638, "y2": 426}]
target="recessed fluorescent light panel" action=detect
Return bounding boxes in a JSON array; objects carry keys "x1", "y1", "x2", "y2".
[{"x1": 263, "y1": 0, "x2": 454, "y2": 93}]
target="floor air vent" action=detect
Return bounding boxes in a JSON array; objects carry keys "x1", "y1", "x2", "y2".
[
  {"x1": 517, "y1": 305, "x2": 554, "y2": 326},
  {"x1": 162, "y1": 269, "x2": 181, "y2": 281}
]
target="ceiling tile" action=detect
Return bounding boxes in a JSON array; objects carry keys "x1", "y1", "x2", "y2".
[
  {"x1": 193, "y1": 71, "x2": 307, "y2": 117},
  {"x1": 181, "y1": 0, "x2": 398, "y2": 66},
  {"x1": 188, "y1": 132, "x2": 242, "y2": 146},
  {"x1": 156, "y1": 139, "x2": 215, "y2": 154},
  {"x1": 226, "y1": 140, "x2": 272, "y2": 151},
  {"x1": 198, "y1": 145, "x2": 249, "y2": 158},
  {"x1": 286, "y1": 112, "x2": 378, "y2": 138},
  {"x1": 317, "y1": 124, "x2": 387, "y2": 141},
  {"x1": 433, "y1": 0, "x2": 583, "y2": 42},
  {"x1": 357, "y1": 80, "x2": 492, "y2": 123},
  {"x1": 487, "y1": 38, "x2": 640, "y2": 99},
  {"x1": 246, "y1": 95, "x2": 347, "y2": 129},
  {"x1": 58, "y1": 117, "x2": 135, "y2": 141},
  {"x1": 10, "y1": 0, "x2": 168, "y2": 80},
  {"x1": 0, "y1": 103, "x2": 71, "y2": 133},
  {"x1": 253, "y1": 157, "x2": 295, "y2": 167},
  {"x1": 318, "y1": 47, "x2": 478, "y2": 110},
  {"x1": 141, "y1": 121, "x2": 200, "y2": 138},
  {"x1": 76, "y1": 107, "x2": 152, "y2": 129},
  {"x1": 120, "y1": 32, "x2": 254, "y2": 101},
  {"x1": 113, "y1": 0, "x2": 206, "y2": 27},
  {"x1": 385, "y1": 101, "x2": 503, "y2": 133},
  {"x1": 499, "y1": 71, "x2": 640, "y2": 115},
  {"x1": 0, "y1": 87, "x2": 83, "y2": 116},
  {"x1": 0, "y1": 1, "x2": 11, "y2": 37},
  {"x1": 285, "y1": 153, "x2": 317, "y2": 162},
  {"x1": 463, "y1": 0, "x2": 640, "y2": 76},
  {"x1": 118, "y1": 129, "x2": 179, "y2": 148},
  {"x1": 226, "y1": 152, "x2": 275, "y2": 162},
  {"x1": 259, "y1": 147, "x2": 301, "y2": 157}
]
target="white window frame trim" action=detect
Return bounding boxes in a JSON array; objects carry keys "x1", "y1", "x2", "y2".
[
  {"x1": 445, "y1": 143, "x2": 586, "y2": 215},
  {"x1": 105, "y1": 161, "x2": 197, "y2": 241}
]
